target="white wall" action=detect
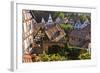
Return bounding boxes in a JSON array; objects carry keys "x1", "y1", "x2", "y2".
[{"x1": 0, "y1": 0, "x2": 100, "y2": 73}]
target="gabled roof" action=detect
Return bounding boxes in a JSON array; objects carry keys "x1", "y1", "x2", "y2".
[
  {"x1": 41, "y1": 17, "x2": 45, "y2": 24},
  {"x1": 55, "y1": 17, "x2": 62, "y2": 24},
  {"x1": 23, "y1": 11, "x2": 66, "y2": 42},
  {"x1": 45, "y1": 25, "x2": 66, "y2": 42},
  {"x1": 69, "y1": 24, "x2": 91, "y2": 39},
  {"x1": 32, "y1": 23, "x2": 66, "y2": 42},
  {"x1": 46, "y1": 14, "x2": 54, "y2": 25}
]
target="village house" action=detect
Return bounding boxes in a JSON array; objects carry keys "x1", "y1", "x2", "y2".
[
  {"x1": 22, "y1": 10, "x2": 66, "y2": 56},
  {"x1": 69, "y1": 23, "x2": 91, "y2": 49}
]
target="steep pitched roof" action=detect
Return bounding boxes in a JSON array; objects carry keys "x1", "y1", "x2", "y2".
[
  {"x1": 31, "y1": 23, "x2": 66, "y2": 42},
  {"x1": 45, "y1": 25, "x2": 66, "y2": 42},
  {"x1": 69, "y1": 24, "x2": 90, "y2": 39}
]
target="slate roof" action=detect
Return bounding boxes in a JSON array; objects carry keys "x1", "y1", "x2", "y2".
[{"x1": 69, "y1": 24, "x2": 90, "y2": 40}]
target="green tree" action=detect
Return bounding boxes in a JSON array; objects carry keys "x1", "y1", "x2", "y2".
[
  {"x1": 58, "y1": 12, "x2": 65, "y2": 19},
  {"x1": 60, "y1": 24, "x2": 73, "y2": 30},
  {"x1": 79, "y1": 52, "x2": 91, "y2": 60}
]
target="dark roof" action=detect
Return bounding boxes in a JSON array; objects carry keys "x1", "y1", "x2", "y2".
[{"x1": 69, "y1": 24, "x2": 91, "y2": 39}]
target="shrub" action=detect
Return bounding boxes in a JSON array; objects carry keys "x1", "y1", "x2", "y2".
[
  {"x1": 79, "y1": 52, "x2": 91, "y2": 60},
  {"x1": 38, "y1": 53, "x2": 67, "y2": 62},
  {"x1": 50, "y1": 54, "x2": 59, "y2": 61},
  {"x1": 38, "y1": 51, "x2": 50, "y2": 61},
  {"x1": 50, "y1": 53, "x2": 66, "y2": 61}
]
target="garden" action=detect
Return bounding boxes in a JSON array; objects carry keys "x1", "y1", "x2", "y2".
[{"x1": 31, "y1": 45, "x2": 91, "y2": 62}]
